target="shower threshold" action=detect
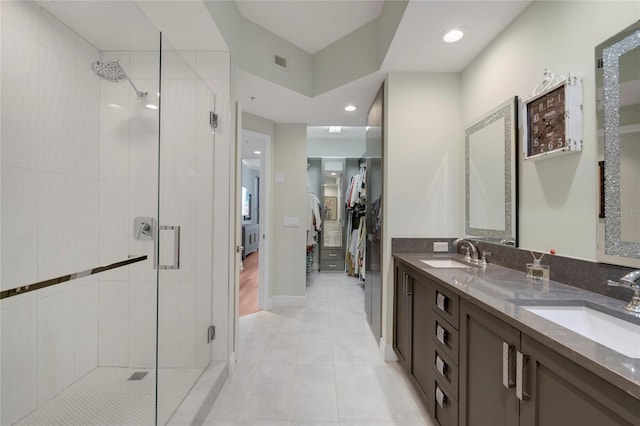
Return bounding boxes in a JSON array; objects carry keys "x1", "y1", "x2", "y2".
[{"x1": 16, "y1": 367, "x2": 202, "y2": 425}]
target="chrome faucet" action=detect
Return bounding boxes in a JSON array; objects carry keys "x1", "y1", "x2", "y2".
[
  {"x1": 453, "y1": 238, "x2": 479, "y2": 263},
  {"x1": 607, "y1": 270, "x2": 640, "y2": 313}
]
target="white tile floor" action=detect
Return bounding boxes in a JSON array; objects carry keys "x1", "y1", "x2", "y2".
[
  {"x1": 204, "y1": 272, "x2": 435, "y2": 426},
  {"x1": 15, "y1": 367, "x2": 202, "y2": 425}
]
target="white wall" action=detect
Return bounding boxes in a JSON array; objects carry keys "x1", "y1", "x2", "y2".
[
  {"x1": 461, "y1": 0, "x2": 640, "y2": 260},
  {"x1": 272, "y1": 124, "x2": 308, "y2": 303},
  {"x1": 382, "y1": 72, "x2": 461, "y2": 350},
  {"x1": 313, "y1": 20, "x2": 380, "y2": 96}
]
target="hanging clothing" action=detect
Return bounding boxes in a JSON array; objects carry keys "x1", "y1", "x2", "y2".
[{"x1": 345, "y1": 165, "x2": 367, "y2": 209}]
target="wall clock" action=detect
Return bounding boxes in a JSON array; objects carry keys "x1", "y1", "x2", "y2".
[{"x1": 523, "y1": 74, "x2": 582, "y2": 160}]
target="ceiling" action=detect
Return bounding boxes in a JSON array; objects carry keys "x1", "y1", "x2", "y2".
[
  {"x1": 236, "y1": 0, "x2": 532, "y2": 126},
  {"x1": 38, "y1": 0, "x2": 533, "y2": 148},
  {"x1": 236, "y1": 1, "x2": 384, "y2": 54}
]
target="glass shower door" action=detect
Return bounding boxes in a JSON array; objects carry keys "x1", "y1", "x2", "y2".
[
  {"x1": 1, "y1": 1, "x2": 162, "y2": 424},
  {"x1": 154, "y1": 34, "x2": 216, "y2": 422}
]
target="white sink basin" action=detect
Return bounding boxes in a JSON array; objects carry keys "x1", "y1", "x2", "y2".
[
  {"x1": 420, "y1": 259, "x2": 469, "y2": 268},
  {"x1": 522, "y1": 305, "x2": 640, "y2": 358}
]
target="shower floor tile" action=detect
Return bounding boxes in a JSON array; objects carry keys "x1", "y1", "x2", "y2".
[{"x1": 16, "y1": 367, "x2": 202, "y2": 425}]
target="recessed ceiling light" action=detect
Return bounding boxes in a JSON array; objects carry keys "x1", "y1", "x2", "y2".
[
  {"x1": 254, "y1": 151, "x2": 261, "y2": 154},
  {"x1": 329, "y1": 126, "x2": 342, "y2": 133},
  {"x1": 331, "y1": 172, "x2": 336, "y2": 176},
  {"x1": 345, "y1": 105, "x2": 357, "y2": 112},
  {"x1": 443, "y1": 28, "x2": 464, "y2": 43},
  {"x1": 145, "y1": 103, "x2": 158, "y2": 110}
]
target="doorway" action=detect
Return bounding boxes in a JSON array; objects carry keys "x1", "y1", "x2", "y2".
[{"x1": 239, "y1": 130, "x2": 271, "y2": 316}]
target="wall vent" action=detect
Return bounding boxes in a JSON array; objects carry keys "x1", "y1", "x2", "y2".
[
  {"x1": 274, "y1": 54, "x2": 287, "y2": 68},
  {"x1": 596, "y1": 58, "x2": 603, "y2": 69}
]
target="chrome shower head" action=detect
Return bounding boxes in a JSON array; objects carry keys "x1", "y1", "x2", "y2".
[
  {"x1": 91, "y1": 59, "x2": 148, "y2": 101},
  {"x1": 91, "y1": 60, "x2": 126, "y2": 83}
]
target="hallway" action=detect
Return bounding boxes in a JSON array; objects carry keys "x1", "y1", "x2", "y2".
[{"x1": 204, "y1": 272, "x2": 433, "y2": 425}]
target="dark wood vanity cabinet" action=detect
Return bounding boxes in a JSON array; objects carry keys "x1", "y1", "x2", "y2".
[
  {"x1": 393, "y1": 258, "x2": 640, "y2": 426},
  {"x1": 393, "y1": 262, "x2": 413, "y2": 371},
  {"x1": 393, "y1": 262, "x2": 433, "y2": 400},
  {"x1": 460, "y1": 299, "x2": 639, "y2": 426},
  {"x1": 394, "y1": 260, "x2": 461, "y2": 418},
  {"x1": 459, "y1": 300, "x2": 520, "y2": 426},
  {"x1": 519, "y1": 335, "x2": 639, "y2": 426}
]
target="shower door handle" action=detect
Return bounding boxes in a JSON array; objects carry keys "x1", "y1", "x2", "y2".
[{"x1": 157, "y1": 225, "x2": 181, "y2": 270}]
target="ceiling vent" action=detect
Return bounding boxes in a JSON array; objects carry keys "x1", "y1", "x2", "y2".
[{"x1": 274, "y1": 54, "x2": 287, "y2": 68}]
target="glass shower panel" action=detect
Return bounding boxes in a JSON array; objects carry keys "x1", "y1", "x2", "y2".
[
  {"x1": 1, "y1": 1, "x2": 161, "y2": 424},
  {"x1": 155, "y1": 35, "x2": 216, "y2": 421}
]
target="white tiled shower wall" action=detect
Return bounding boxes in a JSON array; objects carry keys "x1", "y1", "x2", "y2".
[{"x1": 0, "y1": 1, "x2": 232, "y2": 424}]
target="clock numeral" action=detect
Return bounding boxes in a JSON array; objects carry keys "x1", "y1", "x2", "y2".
[
  {"x1": 533, "y1": 138, "x2": 539, "y2": 147},
  {"x1": 540, "y1": 144, "x2": 545, "y2": 152},
  {"x1": 538, "y1": 103, "x2": 544, "y2": 112},
  {"x1": 557, "y1": 137, "x2": 563, "y2": 147},
  {"x1": 533, "y1": 125, "x2": 539, "y2": 134},
  {"x1": 547, "y1": 98, "x2": 554, "y2": 108},
  {"x1": 533, "y1": 113, "x2": 539, "y2": 123},
  {"x1": 548, "y1": 142, "x2": 554, "y2": 150}
]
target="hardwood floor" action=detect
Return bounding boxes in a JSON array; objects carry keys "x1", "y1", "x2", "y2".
[{"x1": 239, "y1": 252, "x2": 260, "y2": 316}]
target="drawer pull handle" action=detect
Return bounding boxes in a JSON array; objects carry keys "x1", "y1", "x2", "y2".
[
  {"x1": 436, "y1": 292, "x2": 448, "y2": 311},
  {"x1": 516, "y1": 351, "x2": 530, "y2": 401},
  {"x1": 435, "y1": 386, "x2": 447, "y2": 408},
  {"x1": 436, "y1": 324, "x2": 447, "y2": 345},
  {"x1": 328, "y1": 253, "x2": 337, "y2": 257},
  {"x1": 502, "y1": 342, "x2": 515, "y2": 388},
  {"x1": 436, "y1": 355, "x2": 447, "y2": 377}
]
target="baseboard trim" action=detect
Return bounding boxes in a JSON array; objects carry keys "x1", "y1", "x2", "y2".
[
  {"x1": 380, "y1": 337, "x2": 398, "y2": 362},
  {"x1": 270, "y1": 295, "x2": 307, "y2": 307}
]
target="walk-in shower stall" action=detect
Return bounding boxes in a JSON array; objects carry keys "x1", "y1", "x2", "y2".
[{"x1": 1, "y1": 1, "x2": 228, "y2": 424}]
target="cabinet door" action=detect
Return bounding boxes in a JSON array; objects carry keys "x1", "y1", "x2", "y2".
[
  {"x1": 459, "y1": 300, "x2": 520, "y2": 426},
  {"x1": 393, "y1": 262, "x2": 412, "y2": 371},
  {"x1": 411, "y1": 274, "x2": 432, "y2": 399},
  {"x1": 520, "y1": 335, "x2": 640, "y2": 426}
]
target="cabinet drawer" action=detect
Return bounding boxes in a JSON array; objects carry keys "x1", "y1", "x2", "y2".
[
  {"x1": 431, "y1": 282, "x2": 459, "y2": 329},
  {"x1": 321, "y1": 248, "x2": 344, "y2": 261},
  {"x1": 320, "y1": 260, "x2": 344, "y2": 271},
  {"x1": 429, "y1": 378, "x2": 459, "y2": 426},
  {"x1": 431, "y1": 312, "x2": 459, "y2": 364},
  {"x1": 429, "y1": 345, "x2": 458, "y2": 400}
]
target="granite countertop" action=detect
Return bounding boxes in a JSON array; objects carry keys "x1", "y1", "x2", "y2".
[{"x1": 393, "y1": 252, "x2": 640, "y2": 400}]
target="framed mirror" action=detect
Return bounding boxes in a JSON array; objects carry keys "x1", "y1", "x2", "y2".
[
  {"x1": 464, "y1": 97, "x2": 518, "y2": 245},
  {"x1": 597, "y1": 20, "x2": 640, "y2": 267},
  {"x1": 321, "y1": 158, "x2": 345, "y2": 248},
  {"x1": 242, "y1": 186, "x2": 251, "y2": 221}
]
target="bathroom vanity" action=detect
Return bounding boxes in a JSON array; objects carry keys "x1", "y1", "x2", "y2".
[{"x1": 393, "y1": 253, "x2": 640, "y2": 426}]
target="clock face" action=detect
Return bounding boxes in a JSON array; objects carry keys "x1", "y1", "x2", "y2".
[{"x1": 526, "y1": 85, "x2": 566, "y2": 157}]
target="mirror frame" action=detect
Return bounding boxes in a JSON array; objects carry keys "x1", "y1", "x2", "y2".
[
  {"x1": 464, "y1": 97, "x2": 518, "y2": 245},
  {"x1": 599, "y1": 21, "x2": 640, "y2": 264}
]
